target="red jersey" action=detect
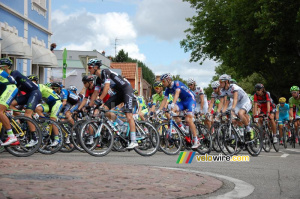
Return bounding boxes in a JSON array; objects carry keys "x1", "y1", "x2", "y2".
[{"x1": 254, "y1": 92, "x2": 274, "y2": 114}]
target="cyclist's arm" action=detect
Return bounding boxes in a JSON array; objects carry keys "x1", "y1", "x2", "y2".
[
  {"x1": 231, "y1": 92, "x2": 238, "y2": 111},
  {"x1": 222, "y1": 97, "x2": 229, "y2": 111},
  {"x1": 78, "y1": 98, "x2": 87, "y2": 110},
  {"x1": 158, "y1": 98, "x2": 168, "y2": 111},
  {"x1": 62, "y1": 99, "x2": 67, "y2": 107},
  {"x1": 267, "y1": 101, "x2": 270, "y2": 114},
  {"x1": 208, "y1": 97, "x2": 215, "y2": 113},
  {"x1": 172, "y1": 89, "x2": 180, "y2": 107},
  {"x1": 217, "y1": 97, "x2": 224, "y2": 113},
  {"x1": 99, "y1": 83, "x2": 110, "y2": 101},
  {"x1": 89, "y1": 90, "x2": 99, "y2": 107},
  {"x1": 199, "y1": 94, "x2": 204, "y2": 111},
  {"x1": 289, "y1": 107, "x2": 294, "y2": 119},
  {"x1": 275, "y1": 108, "x2": 279, "y2": 120}
]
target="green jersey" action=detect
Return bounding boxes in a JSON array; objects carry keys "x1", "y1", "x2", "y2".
[
  {"x1": 38, "y1": 84, "x2": 61, "y2": 105},
  {"x1": 137, "y1": 96, "x2": 147, "y2": 110},
  {"x1": 152, "y1": 91, "x2": 173, "y2": 106},
  {"x1": 289, "y1": 96, "x2": 300, "y2": 115}
]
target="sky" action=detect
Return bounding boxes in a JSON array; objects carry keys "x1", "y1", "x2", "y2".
[{"x1": 51, "y1": 0, "x2": 218, "y2": 88}]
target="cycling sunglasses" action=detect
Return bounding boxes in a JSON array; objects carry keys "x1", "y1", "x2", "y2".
[{"x1": 154, "y1": 86, "x2": 162, "y2": 90}]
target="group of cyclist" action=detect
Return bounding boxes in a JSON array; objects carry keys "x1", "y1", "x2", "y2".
[{"x1": 0, "y1": 56, "x2": 300, "y2": 151}]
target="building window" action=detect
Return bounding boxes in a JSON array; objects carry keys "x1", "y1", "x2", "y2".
[{"x1": 32, "y1": 0, "x2": 47, "y2": 18}]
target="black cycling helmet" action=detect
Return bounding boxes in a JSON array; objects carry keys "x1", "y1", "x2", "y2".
[
  {"x1": 27, "y1": 74, "x2": 39, "y2": 82},
  {"x1": 51, "y1": 82, "x2": 62, "y2": 88},
  {"x1": 82, "y1": 75, "x2": 94, "y2": 83},
  {"x1": 88, "y1": 59, "x2": 102, "y2": 67},
  {"x1": 255, "y1": 83, "x2": 264, "y2": 90},
  {"x1": 0, "y1": 58, "x2": 13, "y2": 67},
  {"x1": 153, "y1": 81, "x2": 163, "y2": 88}
]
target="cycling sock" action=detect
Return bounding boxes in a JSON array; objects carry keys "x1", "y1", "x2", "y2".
[
  {"x1": 194, "y1": 136, "x2": 198, "y2": 142},
  {"x1": 246, "y1": 126, "x2": 251, "y2": 132},
  {"x1": 130, "y1": 132, "x2": 136, "y2": 142},
  {"x1": 54, "y1": 136, "x2": 59, "y2": 141},
  {"x1": 31, "y1": 131, "x2": 37, "y2": 141},
  {"x1": 6, "y1": 129, "x2": 14, "y2": 137}
]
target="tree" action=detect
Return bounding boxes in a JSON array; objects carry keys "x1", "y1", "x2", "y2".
[
  {"x1": 114, "y1": 49, "x2": 128, "y2": 62},
  {"x1": 181, "y1": 0, "x2": 300, "y2": 99},
  {"x1": 172, "y1": 75, "x2": 188, "y2": 85}
]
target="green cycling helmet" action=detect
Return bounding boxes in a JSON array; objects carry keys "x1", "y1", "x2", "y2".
[
  {"x1": 290, "y1": 86, "x2": 299, "y2": 92},
  {"x1": 45, "y1": 83, "x2": 51, "y2": 87},
  {"x1": 153, "y1": 81, "x2": 163, "y2": 88}
]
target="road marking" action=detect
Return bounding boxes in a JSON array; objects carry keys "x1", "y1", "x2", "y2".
[
  {"x1": 155, "y1": 166, "x2": 254, "y2": 199},
  {"x1": 285, "y1": 149, "x2": 300, "y2": 153},
  {"x1": 280, "y1": 154, "x2": 289, "y2": 158}
]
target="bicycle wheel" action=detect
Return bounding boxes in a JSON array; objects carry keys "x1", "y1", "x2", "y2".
[
  {"x1": 59, "y1": 122, "x2": 76, "y2": 153},
  {"x1": 246, "y1": 124, "x2": 263, "y2": 156},
  {"x1": 272, "y1": 133, "x2": 280, "y2": 152},
  {"x1": 5, "y1": 116, "x2": 42, "y2": 157},
  {"x1": 37, "y1": 119, "x2": 64, "y2": 155},
  {"x1": 217, "y1": 124, "x2": 237, "y2": 156},
  {"x1": 79, "y1": 120, "x2": 113, "y2": 157},
  {"x1": 290, "y1": 129, "x2": 296, "y2": 148},
  {"x1": 134, "y1": 121, "x2": 160, "y2": 156},
  {"x1": 283, "y1": 127, "x2": 288, "y2": 149},
  {"x1": 196, "y1": 123, "x2": 212, "y2": 155},
  {"x1": 71, "y1": 120, "x2": 86, "y2": 152},
  {"x1": 262, "y1": 129, "x2": 271, "y2": 152},
  {"x1": 156, "y1": 122, "x2": 182, "y2": 155},
  {"x1": 210, "y1": 123, "x2": 222, "y2": 152}
]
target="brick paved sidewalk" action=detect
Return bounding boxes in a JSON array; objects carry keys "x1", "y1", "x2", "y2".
[{"x1": 0, "y1": 158, "x2": 222, "y2": 199}]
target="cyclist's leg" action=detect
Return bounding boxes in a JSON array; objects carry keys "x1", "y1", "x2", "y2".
[
  {"x1": 184, "y1": 99, "x2": 198, "y2": 146},
  {"x1": 0, "y1": 84, "x2": 18, "y2": 145},
  {"x1": 50, "y1": 101, "x2": 63, "y2": 138}
]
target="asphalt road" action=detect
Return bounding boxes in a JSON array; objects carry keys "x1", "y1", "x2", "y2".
[{"x1": 1, "y1": 145, "x2": 300, "y2": 199}]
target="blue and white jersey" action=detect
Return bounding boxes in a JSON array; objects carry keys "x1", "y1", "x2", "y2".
[
  {"x1": 276, "y1": 103, "x2": 289, "y2": 118},
  {"x1": 60, "y1": 88, "x2": 80, "y2": 105},
  {"x1": 164, "y1": 80, "x2": 195, "y2": 102}
]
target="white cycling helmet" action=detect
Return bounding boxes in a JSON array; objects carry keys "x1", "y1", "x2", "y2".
[
  {"x1": 211, "y1": 81, "x2": 220, "y2": 88},
  {"x1": 219, "y1": 74, "x2": 231, "y2": 81},
  {"x1": 69, "y1": 85, "x2": 77, "y2": 91},
  {"x1": 160, "y1": 73, "x2": 172, "y2": 81},
  {"x1": 187, "y1": 78, "x2": 196, "y2": 85}
]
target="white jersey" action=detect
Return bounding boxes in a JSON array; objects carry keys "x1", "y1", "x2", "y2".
[
  {"x1": 220, "y1": 84, "x2": 248, "y2": 102},
  {"x1": 192, "y1": 86, "x2": 208, "y2": 113}
]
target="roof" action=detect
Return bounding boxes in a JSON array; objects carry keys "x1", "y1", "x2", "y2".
[{"x1": 111, "y1": 62, "x2": 137, "y2": 79}]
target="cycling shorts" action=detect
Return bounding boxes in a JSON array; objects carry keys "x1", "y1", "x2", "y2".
[
  {"x1": 235, "y1": 98, "x2": 252, "y2": 115},
  {"x1": 105, "y1": 87, "x2": 136, "y2": 113},
  {"x1": 278, "y1": 115, "x2": 289, "y2": 125},
  {"x1": 195, "y1": 102, "x2": 208, "y2": 114},
  {"x1": 39, "y1": 100, "x2": 63, "y2": 119},
  {"x1": 176, "y1": 97, "x2": 196, "y2": 115},
  {"x1": 16, "y1": 89, "x2": 42, "y2": 110},
  {"x1": 0, "y1": 84, "x2": 18, "y2": 108}
]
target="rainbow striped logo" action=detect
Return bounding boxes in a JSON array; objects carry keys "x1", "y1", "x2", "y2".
[{"x1": 176, "y1": 152, "x2": 196, "y2": 164}]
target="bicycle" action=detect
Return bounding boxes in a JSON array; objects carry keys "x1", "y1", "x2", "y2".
[
  {"x1": 109, "y1": 109, "x2": 160, "y2": 156},
  {"x1": 288, "y1": 119, "x2": 300, "y2": 148},
  {"x1": 259, "y1": 115, "x2": 280, "y2": 152},
  {"x1": 1, "y1": 111, "x2": 42, "y2": 157},
  {"x1": 216, "y1": 111, "x2": 263, "y2": 156}
]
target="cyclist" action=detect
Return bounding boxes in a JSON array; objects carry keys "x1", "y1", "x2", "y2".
[
  {"x1": 27, "y1": 75, "x2": 63, "y2": 147},
  {"x1": 149, "y1": 81, "x2": 173, "y2": 115},
  {"x1": 156, "y1": 73, "x2": 200, "y2": 148},
  {"x1": 0, "y1": 58, "x2": 19, "y2": 146},
  {"x1": 288, "y1": 86, "x2": 300, "y2": 143},
  {"x1": 230, "y1": 79, "x2": 237, "y2": 85},
  {"x1": 253, "y1": 83, "x2": 277, "y2": 143},
  {"x1": 87, "y1": 58, "x2": 138, "y2": 149},
  {"x1": 133, "y1": 89, "x2": 148, "y2": 121},
  {"x1": 276, "y1": 97, "x2": 290, "y2": 145},
  {"x1": 51, "y1": 82, "x2": 80, "y2": 127},
  {"x1": 187, "y1": 78, "x2": 210, "y2": 128},
  {"x1": 1, "y1": 61, "x2": 42, "y2": 148},
  {"x1": 216, "y1": 74, "x2": 253, "y2": 140}
]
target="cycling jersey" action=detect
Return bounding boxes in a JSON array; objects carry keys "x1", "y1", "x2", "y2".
[
  {"x1": 84, "y1": 85, "x2": 111, "y2": 103},
  {"x1": 99, "y1": 69, "x2": 131, "y2": 92},
  {"x1": 137, "y1": 96, "x2": 147, "y2": 110},
  {"x1": 152, "y1": 91, "x2": 173, "y2": 106},
  {"x1": 276, "y1": 103, "x2": 289, "y2": 125},
  {"x1": 38, "y1": 84, "x2": 61, "y2": 106},
  {"x1": 191, "y1": 86, "x2": 208, "y2": 113},
  {"x1": 289, "y1": 96, "x2": 300, "y2": 117},
  {"x1": 165, "y1": 81, "x2": 196, "y2": 114},
  {"x1": 0, "y1": 70, "x2": 18, "y2": 108},
  {"x1": 60, "y1": 88, "x2": 80, "y2": 105},
  {"x1": 254, "y1": 91, "x2": 275, "y2": 114},
  {"x1": 220, "y1": 84, "x2": 249, "y2": 102},
  {"x1": 10, "y1": 70, "x2": 38, "y2": 93},
  {"x1": 98, "y1": 69, "x2": 135, "y2": 112},
  {"x1": 164, "y1": 81, "x2": 195, "y2": 101},
  {"x1": 220, "y1": 84, "x2": 251, "y2": 114}
]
